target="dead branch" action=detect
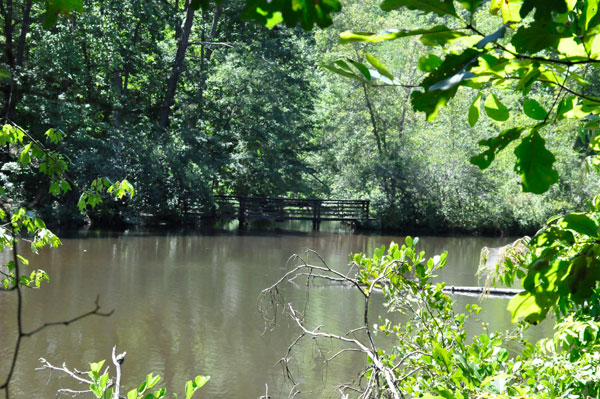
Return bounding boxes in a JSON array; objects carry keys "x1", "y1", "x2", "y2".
[
  {"x1": 23, "y1": 295, "x2": 113, "y2": 337},
  {"x1": 36, "y1": 359, "x2": 93, "y2": 385},
  {"x1": 288, "y1": 304, "x2": 401, "y2": 399}
]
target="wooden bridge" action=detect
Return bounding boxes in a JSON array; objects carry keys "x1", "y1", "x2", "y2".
[{"x1": 213, "y1": 196, "x2": 371, "y2": 229}]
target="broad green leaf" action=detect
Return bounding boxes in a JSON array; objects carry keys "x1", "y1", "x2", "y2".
[
  {"x1": 264, "y1": 11, "x2": 283, "y2": 28},
  {"x1": 380, "y1": 0, "x2": 458, "y2": 17},
  {"x1": 340, "y1": 26, "x2": 465, "y2": 46},
  {"x1": 365, "y1": 54, "x2": 394, "y2": 80},
  {"x1": 490, "y1": 0, "x2": 521, "y2": 23},
  {"x1": 522, "y1": 98, "x2": 547, "y2": 121},
  {"x1": 512, "y1": 20, "x2": 570, "y2": 54},
  {"x1": 484, "y1": 93, "x2": 509, "y2": 121},
  {"x1": 412, "y1": 49, "x2": 481, "y2": 120},
  {"x1": 471, "y1": 127, "x2": 524, "y2": 169},
  {"x1": 457, "y1": 0, "x2": 485, "y2": 12},
  {"x1": 516, "y1": 65, "x2": 541, "y2": 95},
  {"x1": 418, "y1": 54, "x2": 443, "y2": 72},
  {"x1": 514, "y1": 129, "x2": 559, "y2": 194},
  {"x1": 508, "y1": 281, "x2": 554, "y2": 324},
  {"x1": 127, "y1": 389, "x2": 137, "y2": 399},
  {"x1": 520, "y1": 0, "x2": 568, "y2": 19},
  {"x1": 350, "y1": 60, "x2": 371, "y2": 80},
  {"x1": 468, "y1": 92, "x2": 481, "y2": 127},
  {"x1": 558, "y1": 96, "x2": 590, "y2": 119},
  {"x1": 242, "y1": 0, "x2": 342, "y2": 31},
  {"x1": 43, "y1": 0, "x2": 83, "y2": 28},
  {"x1": 557, "y1": 37, "x2": 588, "y2": 59},
  {"x1": 584, "y1": 0, "x2": 600, "y2": 30},
  {"x1": 560, "y1": 213, "x2": 599, "y2": 237},
  {"x1": 322, "y1": 64, "x2": 365, "y2": 82},
  {"x1": 583, "y1": 28, "x2": 600, "y2": 58}
]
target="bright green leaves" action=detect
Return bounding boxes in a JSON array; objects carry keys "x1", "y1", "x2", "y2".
[
  {"x1": 508, "y1": 200, "x2": 600, "y2": 324},
  {"x1": 242, "y1": 0, "x2": 341, "y2": 30},
  {"x1": 468, "y1": 92, "x2": 482, "y2": 127},
  {"x1": 185, "y1": 376, "x2": 210, "y2": 399},
  {"x1": 412, "y1": 49, "x2": 481, "y2": 121},
  {"x1": 522, "y1": 98, "x2": 548, "y2": 120},
  {"x1": 514, "y1": 129, "x2": 559, "y2": 194},
  {"x1": 323, "y1": 57, "x2": 397, "y2": 85},
  {"x1": 340, "y1": 26, "x2": 466, "y2": 47},
  {"x1": 560, "y1": 213, "x2": 599, "y2": 237},
  {"x1": 484, "y1": 93, "x2": 509, "y2": 121},
  {"x1": 365, "y1": 54, "x2": 394, "y2": 80},
  {"x1": 78, "y1": 178, "x2": 135, "y2": 212},
  {"x1": 490, "y1": 0, "x2": 522, "y2": 23},
  {"x1": 380, "y1": 0, "x2": 457, "y2": 17},
  {"x1": 87, "y1": 355, "x2": 208, "y2": 399}
]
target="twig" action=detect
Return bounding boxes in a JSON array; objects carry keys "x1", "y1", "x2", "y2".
[
  {"x1": 22, "y1": 295, "x2": 113, "y2": 337},
  {"x1": 36, "y1": 359, "x2": 93, "y2": 385}
]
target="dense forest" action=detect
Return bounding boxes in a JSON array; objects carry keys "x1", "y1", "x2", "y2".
[{"x1": 2, "y1": 0, "x2": 598, "y2": 234}]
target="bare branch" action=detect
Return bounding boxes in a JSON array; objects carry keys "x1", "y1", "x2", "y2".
[
  {"x1": 36, "y1": 359, "x2": 93, "y2": 385},
  {"x1": 22, "y1": 295, "x2": 113, "y2": 337},
  {"x1": 111, "y1": 346, "x2": 126, "y2": 399}
]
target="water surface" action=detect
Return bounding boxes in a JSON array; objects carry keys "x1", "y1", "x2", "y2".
[{"x1": 0, "y1": 225, "x2": 552, "y2": 398}]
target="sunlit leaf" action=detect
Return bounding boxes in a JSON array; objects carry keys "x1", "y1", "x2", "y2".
[
  {"x1": 514, "y1": 129, "x2": 559, "y2": 194},
  {"x1": 484, "y1": 93, "x2": 509, "y2": 121}
]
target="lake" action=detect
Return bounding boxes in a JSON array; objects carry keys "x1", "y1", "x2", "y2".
[{"x1": 0, "y1": 224, "x2": 553, "y2": 398}]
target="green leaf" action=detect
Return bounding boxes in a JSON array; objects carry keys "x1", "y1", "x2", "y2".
[
  {"x1": 468, "y1": 92, "x2": 481, "y2": 127},
  {"x1": 127, "y1": 389, "x2": 137, "y2": 399},
  {"x1": 365, "y1": 54, "x2": 394, "y2": 80},
  {"x1": 43, "y1": 0, "x2": 83, "y2": 28},
  {"x1": 418, "y1": 54, "x2": 443, "y2": 72},
  {"x1": 322, "y1": 64, "x2": 365, "y2": 82},
  {"x1": 471, "y1": 127, "x2": 524, "y2": 169},
  {"x1": 514, "y1": 129, "x2": 559, "y2": 194},
  {"x1": 584, "y1": 0, "x2": 600, "y2": 30},
  {"x1": 380, "y1": 0, "x2": 458, "y2": 17},
  {"x1": 522, "y1": 98, "x2": 548, "y2": 121},
  {"x1": 558, "y1": 96, "x2": 590, "y2": 119},
  {"x1": 242, "y1": 0, "x2": 342, "y2": 31},
  {"x1": 457, "y1": 0, "x2": 485, "y2": 12},
  {"x1": 340, "y1": 26, "x2": 465, "y2": 46},
  {"x1": 516, "y1": 65, "x2": 541, "y2": 95},
  {"x1": 511, "y1": 20, "x2": 570, "y2": 54},
  {"x1": 560, "y1": 213, "x2": 599, "y2": 237},
  {"x1": 412, "y1": 49, "x2": 481, "y2": 121},
  {"x1": 484, "y1": 93, "x2": 509, "y2": 121},
  {"x1": 490, "y1": 0, "x2": 522, "y2": 23},
  {"x1": 350, "y1": 60, "x2": 371, "y2": 80}
]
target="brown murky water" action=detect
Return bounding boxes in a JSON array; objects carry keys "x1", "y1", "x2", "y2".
[{"x1": 0, "y1": 224, "x2": 553, "y2": 398}]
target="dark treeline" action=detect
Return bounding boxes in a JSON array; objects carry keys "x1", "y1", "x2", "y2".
[{"x1": 1, "y1": 0, "x2": 598, "y2": 234}]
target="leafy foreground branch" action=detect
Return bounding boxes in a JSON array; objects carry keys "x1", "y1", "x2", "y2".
[
  {"x1": 37, "y1": 346, "x2": 209, "y2": 399},
  {"x1": 262, "y1": 239, "x2": 600, "y2": 398},
  {"x1": 0, "y1": 123, "x2": 207, "y2": 399}
]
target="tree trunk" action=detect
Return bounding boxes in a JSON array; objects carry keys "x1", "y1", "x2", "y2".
[{"x1": 159, "y1": 2, "x2": 195, "y2": 128}]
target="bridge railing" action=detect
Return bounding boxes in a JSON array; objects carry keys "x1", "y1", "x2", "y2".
[{"x1": 213, "y1": 196, "x2": 370, "y2": 223}]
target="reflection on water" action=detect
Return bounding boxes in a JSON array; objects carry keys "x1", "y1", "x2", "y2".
[{"x1": 0, "y1": 223, "x2": 553, "y2": 398}]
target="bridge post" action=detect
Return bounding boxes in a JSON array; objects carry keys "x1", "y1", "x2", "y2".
[
  {"x1": 238, "y1": 197, "x2": 246, "y2": 229},
  {"x1": 312, "y1": 199, "x2": 322, "y2": 230}
]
